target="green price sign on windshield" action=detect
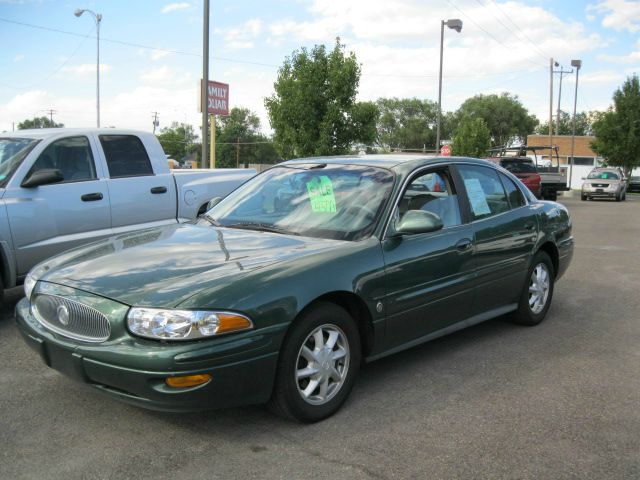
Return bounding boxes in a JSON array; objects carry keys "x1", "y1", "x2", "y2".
[{"x1": 306, "y1": 176, "x2": 337, "y2": 213}]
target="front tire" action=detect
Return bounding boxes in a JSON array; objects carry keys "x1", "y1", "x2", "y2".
[
  {"x1": 511, "y1": 251, "x2": 554, "y2": 326},
  {"x1": 581, "y1": 194, "x2": 587, "y2": 201},
  {"x1": 269, "y1": 302, "x2": 361, "y2": 422}
]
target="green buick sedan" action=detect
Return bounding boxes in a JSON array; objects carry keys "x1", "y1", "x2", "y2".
[{"x1": 16, "y1": 155, "x2": 573, "y2": 422}]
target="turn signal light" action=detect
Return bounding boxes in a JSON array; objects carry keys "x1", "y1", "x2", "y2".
[
  {"x1": 216, "y1": 313, "x2": 252, "y2": 334},
  {"x1": 165, "y1": 374, "x2": 212, "y2": 388}
]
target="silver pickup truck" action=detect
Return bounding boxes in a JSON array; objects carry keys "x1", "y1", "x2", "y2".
[{"x1": 0, "y1": 128, "x2": 255, "y2": 301}]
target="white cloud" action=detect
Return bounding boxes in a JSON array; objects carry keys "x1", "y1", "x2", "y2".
[
  {"x1": 597, "y1": 40, "x2": 640, "y2": 63},
  {"x1": 61, "y1": 64, "x2": 112, "y2": 76},
  {"x1": 215, "y1": 19, "x2": 263, "y2": 50},
  {"x1": 140, "y1": 66, "x2": 173, "y2": 83},
  {"x1": 151, "y1": 50, "x2": 170, "y2": 61},
  {"x1": 588, "y1": 0, "x2": 640, "y2": 32},
  {"x1": 161, "y1": 2, "x2": 190, "y2": 14},
  {"x1": 579, "y1": 70, "x2": 626, "y2": 85},
  {"x1": 14, "y1": 54, "x2": 24, "y2": 62}
]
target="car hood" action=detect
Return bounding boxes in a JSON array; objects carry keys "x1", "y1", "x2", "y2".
[
  {"x1": 36, "y1": 223, "x2": 341, "y2": 307},
  {"x1": 586, "y1": 179, "x2": 620, "y2": 185}
]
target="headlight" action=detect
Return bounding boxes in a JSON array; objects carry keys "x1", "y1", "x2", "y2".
[{"x1": 127, "y1": 308, "x2": 253, "y2": 341}]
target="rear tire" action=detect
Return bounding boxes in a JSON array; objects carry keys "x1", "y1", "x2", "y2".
[
  {"x1": 268, "y1": 302, "x2": 361, "y2": 422},
  {"x1": 510, "y1": 251, "x2": 554, "y2": 326}
]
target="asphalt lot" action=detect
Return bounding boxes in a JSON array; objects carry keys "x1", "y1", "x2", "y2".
[{"x1": 1, "y1": 194, "x2": 639, "y2": 480}]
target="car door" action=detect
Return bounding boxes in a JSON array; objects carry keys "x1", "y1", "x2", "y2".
[
  {"x1": 97, "y1": 134, "x2": 176, "y2": 231},
  {"x1": 457, "y1": 164, "x2": 538, "y2": 315},
  {"x1": 381, "y1": 166, "x2": 475, "y2": 350},
  {"x1": 4, "y1": 135, "x2": 111, "y2": 277}
]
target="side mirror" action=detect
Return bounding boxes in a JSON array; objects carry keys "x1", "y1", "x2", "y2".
[
  {"x1": 393, "y1": 210, "x2": 444, "y2": 236},
  {"x1": 206, "y1": 196, "x2": 222, "y2": 210},
  {"x1": 21, "y1": 169, "x2": 64, "y2": 188}
]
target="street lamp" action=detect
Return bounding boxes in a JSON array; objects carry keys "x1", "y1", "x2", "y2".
[
  {"x1": 436, "y1": 19, "x2": 462, "y2": 155},
  {"x1": 568, "y1": 59, "x2": 582, "y2": 190},
  {"x1": 74, "y1": 8, "x2": 102, "y2": 128}
]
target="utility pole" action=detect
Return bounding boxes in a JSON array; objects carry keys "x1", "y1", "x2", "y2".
[
  {"x1": 151, "y1": 111, "x2": 159, "y2": 134},
  {"x1": 553, "y1": 63, "x2": 573, "y2": 136},
  {"x1": 549, "y1": 58, "x2": 554, "y2": 164},
  {"x1": 236, "y1": 137, "x2": 240, "y2": 168},
  {"x1": 201, "y1": 0, "x2": 210, "y2": 169},
  {"x1": 45, "y1": 109, "x2": 57, "y2": 125}
]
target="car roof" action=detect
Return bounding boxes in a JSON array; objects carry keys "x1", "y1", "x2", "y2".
[
  {"x1": 281, "y1": 154, "x2": 492, "y2": 173},
  {"x1": 1, "y1": 128, "x2": 150, "y2": 139}
]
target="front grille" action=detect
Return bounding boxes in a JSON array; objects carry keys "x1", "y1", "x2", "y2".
[
  {"x1": 32, "y1": 294, "x2": 111, "y2": 343},
  {"x1": 591, "y1": 183, "x2": 608, "y2": 188}
]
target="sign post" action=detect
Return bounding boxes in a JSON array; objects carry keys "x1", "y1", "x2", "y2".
[{"x1": 200, "y1": 80, "x2": 230, "y2": 168}]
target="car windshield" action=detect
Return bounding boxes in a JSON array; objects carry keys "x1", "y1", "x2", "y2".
[
  {"x1": 587, "y1": 171, "x2": 619, "y2": 180},
  {"x1": 0, "y1": 138, "x2": 40, "y2": 187},
  {"x1": 206, "y1": 164, "x2": 395, "y2": 241},
  {"x1": 501, "y1": 160, "x2": 537, "y2": 174}
]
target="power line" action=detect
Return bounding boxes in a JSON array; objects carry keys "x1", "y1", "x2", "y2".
[{"x1": 443, "y1": 0, "x2": 547, "y2": 69}]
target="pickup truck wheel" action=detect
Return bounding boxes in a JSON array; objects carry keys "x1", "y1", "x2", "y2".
[
  {"x1": 545, "y1": 192, "x2": 557, "y2": 201},
  {"x1": 268, "y1": 302, "x2": 361, "y2": 422},
  {"x1": 510, "y1": 251, "x2": 554, "y2": 327},
  {"x1": 0, "y1": 275, "x2": 4, "y2": 306}
]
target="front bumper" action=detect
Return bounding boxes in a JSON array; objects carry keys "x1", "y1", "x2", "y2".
[{"x1": 16, "y1": 299, "x2": 282, "y2": 412}]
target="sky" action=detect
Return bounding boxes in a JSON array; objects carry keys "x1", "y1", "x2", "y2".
[{"x1": 0, "y1": 0, "x2": 639, "y2": 137}]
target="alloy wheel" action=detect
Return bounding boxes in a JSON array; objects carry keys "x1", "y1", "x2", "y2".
[
  {"x1": 295, "y1": 324, "x2": 350, "y2": 406},
  {"x1": 528, "y1": 263, "x2": 550, "y2": 314}
]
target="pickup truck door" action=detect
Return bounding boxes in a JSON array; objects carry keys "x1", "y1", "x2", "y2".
[
  {"x1": 4, "y1": 135, "x2": 112, "y2": 277},
  {"x1": 96, "y1": 134, "x2": 176, "y2": 231}
]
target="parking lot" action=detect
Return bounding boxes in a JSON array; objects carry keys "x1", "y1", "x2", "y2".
[{"x1": 1, "y1": 194, "x2": 638, "y2": 480}]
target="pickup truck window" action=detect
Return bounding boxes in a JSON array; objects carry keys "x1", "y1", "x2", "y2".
[
  {"x1": 0, "y1": 138, "x2": 40, "y2": 187},
  {"x1": 100, "y1": 135, "x2": 153, "y2": 178},
  {"x1": 27, "y1": 136, "x2": 97, "y2": 183}
]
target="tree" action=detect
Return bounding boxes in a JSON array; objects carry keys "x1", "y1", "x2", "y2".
[
  {"x1": 451, "y1": 117, "x2": 491, "y2": 157},
  {"x1": 591, "y1": 75, "x2": 640, "y2": 178},
  {"x1": 17, "y1": 116, "x2": 64, "y2": 129},
  {"x1": 535, "y1": 111, "x2": 601, "y2": 136},
  {"x1": 265, "y1": 38, "x2": 378, "y2": 159},
  {"x1": 215, "y1": 107, "x2": 280, "y2": 168},
  {"x1": 156, "y1": 122, "x2": 198, "y2": 161},
  {"x1": 455, "y1": 93, "x2": 538, "y2": 146},
  {"x1": 375, "y1": 98, "x2": 438, "y2": 151}
]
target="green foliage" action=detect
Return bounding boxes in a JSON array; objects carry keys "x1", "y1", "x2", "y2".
[
  {"x1": 535, "y1": 111, "x2": 601, "y2": 136},
  {"x1": 156, "y1": 122, "x2": 198, "y2": 162},
  {"x1": 215, "y1": 107, "x2": 280, "y2": 168},
  {"x1": 455, "y1": 93, "x2": 538, "y2": 146},
  {"x1": 591, "y1": 75, "x2": 640, "y2": 177},
  {"x1": 265, "y1": 38, "x2": 378, "y2": 159},
  {"x1": 451, "y1": 117, "x2": 491, "y2": 158},
  {"x1": 375, "y1": 98, "x2": 438, "y2": 150},
  {"x1": 17, "y1": 116, "x2": 64, "y2": 129}
]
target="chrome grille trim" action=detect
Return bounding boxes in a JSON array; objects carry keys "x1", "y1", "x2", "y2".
[{"x1": 32, "y1": 294, "x2": 111, "y2": 343}]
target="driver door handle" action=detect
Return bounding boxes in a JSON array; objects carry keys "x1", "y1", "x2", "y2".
[
  {"x1": 456, "y1": 238, "x2": 473, "y2": 251},
  {"x1": 151, "y1": 186, "x2": 167, "y2": 194}
]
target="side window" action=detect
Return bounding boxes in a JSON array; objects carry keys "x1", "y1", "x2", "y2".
[
  {"x1": 28, "y1": 136, "x2": 96, "y2": 183},
  {"x1": 458, "y1": 165, "x2": 510, "y2": 220},
  {"x1": 499, "y1": 172, "x2": 526, "y2": 208},
  {"x1": 397, "y1": 169, "x2": 462, "y2": 228},
  {"x1": 99, "y1": 135, "x2": 153, "y2": 178}
]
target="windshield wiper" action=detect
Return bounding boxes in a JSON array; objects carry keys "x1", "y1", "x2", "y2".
[
  {"x1": 200, "y1": 213, "x2": 222, "y2": 227},
  {"x1": 226, "y1": 222, "x2": 300, "y2": 236}
]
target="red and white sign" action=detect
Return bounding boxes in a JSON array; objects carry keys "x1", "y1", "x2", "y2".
[
  {"x1": 441, "y1": 144, "x2": 451, "y2": 156},
  {"x1": 201, "y1": 80, "x2": 229, "y2": 116}
]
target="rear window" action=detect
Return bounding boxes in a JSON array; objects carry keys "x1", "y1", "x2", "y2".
[
  {"x1": 500, "y1": 160, "x2": 537, "y2": 174},
  {"x1": 99, "y1": 135, "x2": 153, "y2": 178}
]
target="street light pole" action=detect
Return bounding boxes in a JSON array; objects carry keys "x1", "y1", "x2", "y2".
[
  {"x1": 569, "y1": 59, "x2": 582, "y2": 190},
  {"x1": 436, "y1": 18, "x2": 462, "y2": 155},
  {"x1": 74, "y1": 8, "x2": 102, "y2": 128}
]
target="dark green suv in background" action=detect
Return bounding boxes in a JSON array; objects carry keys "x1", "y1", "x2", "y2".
[{"x1": 16, "y1": 155, "x2": 573, "y2": 422}]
